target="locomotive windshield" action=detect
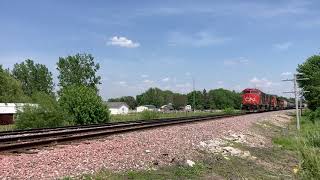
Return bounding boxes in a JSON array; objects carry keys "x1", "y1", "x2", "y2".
[{"x1": 243, "y1": 90, "x2": 259, "y2": 94}]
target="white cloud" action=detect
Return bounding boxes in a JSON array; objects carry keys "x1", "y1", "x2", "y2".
[
  {"x1": 250, "y1": 77, "x2": 273, "y2": 88},
  {"x1": 107, "y1": 36, "x2": 140, "y2": 48},
  {"x1": 141, "y1": 74, "x2": 149, "y2": 78},
  {"x1": 224, "y1": 57, "x2": 249, "y2": 66},
  {"x1": 176, "y1": 83, "x2": 191, "y2": 88},
  {"x1": 273, "y1": 42, "x2": 293, "y2": 50},
  {"x1": 114, "y1": 81, "x2": 128, "y2": 87},
  {"x1": 162, "y1": 77, "x2": 170, "y2": 82},
  {"x1": 143, "y1": 79, "x2": 154, "y2": 83},
  {"x1": 168, "y1": 31, "x2": 230, "y2": 47},
  {"x1": 281, "y1": 72, "x2": 292, "y2": 76},
  {"x1": 217, "y1": 81, "x2": 224, "y2": 84}
]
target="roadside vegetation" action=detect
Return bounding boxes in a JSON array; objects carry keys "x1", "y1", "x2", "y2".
[{"x1": 273, "y1": 109, "x2": 320, "y2": 179}]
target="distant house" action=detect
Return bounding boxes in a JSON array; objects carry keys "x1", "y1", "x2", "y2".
[
  {"x1": 136, "y1": 105, "x2": 157, "y2": 112},
  {"x1": 160, "y1": 103, "x2": 174, "y2": 112},
  {"x1": 185, "y1": 105, "x2": 192, "y2": 111},
  {"x1": 0, "y1": 103, "x2": 37, "y2": 125},
  {"x1": 106, "y1": 102, "x2": 129, "y2": 115}
]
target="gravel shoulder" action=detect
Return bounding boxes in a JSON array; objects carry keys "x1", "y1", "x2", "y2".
[{"x1": 0, "y1": 111, "x2": 293, "y2": 179}]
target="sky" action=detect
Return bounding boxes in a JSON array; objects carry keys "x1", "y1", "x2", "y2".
[{"x1": 0, "y1": 0, "x2": 319, "y2": 100}]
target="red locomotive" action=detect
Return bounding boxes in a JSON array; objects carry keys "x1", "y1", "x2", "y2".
[{"x1": 241, "y1": 88, "x2": 288, "y2": 112}]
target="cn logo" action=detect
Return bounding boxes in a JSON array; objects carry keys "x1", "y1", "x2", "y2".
[{"x1": 245, "y1": 97, "x2": 256, "y2": 103}]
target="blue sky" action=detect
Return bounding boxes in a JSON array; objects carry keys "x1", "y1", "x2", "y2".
[{"x1": 0, "y1": 0, "x2": 319, "y2": 99}]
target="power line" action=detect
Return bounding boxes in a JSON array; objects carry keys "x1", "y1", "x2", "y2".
[{"x1": 282, "y1": 73, "x2": 309, "y2": 130}]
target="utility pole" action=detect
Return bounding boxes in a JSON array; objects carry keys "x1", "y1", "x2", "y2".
[
  {"x1": 193, "y1": 78, "x2": 196, "y2": 112},
  {"x1": 282, "y1": 73, "x2": 309, "y2": 130}
]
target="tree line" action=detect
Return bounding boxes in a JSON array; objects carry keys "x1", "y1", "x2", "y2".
[
  {"x1": 297, "y1": 54, "x2": 320, "y2": 122},
  {"x1": 109, "y1": 88, "x2": 242, "y2": 110},
  {"x1": 0, "y1": 53, "x2": 109, "y2": 129}
]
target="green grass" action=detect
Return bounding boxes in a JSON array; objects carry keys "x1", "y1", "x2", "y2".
[
  {"x1": 0, "y1": 124, "x2": 15, "y2": 132},
  {"x1": 272, "y1": 115, "x2": 320, "y2": 179},
  {"x1": 66, "y1": 163, "x2": 206, "y2": 180}
]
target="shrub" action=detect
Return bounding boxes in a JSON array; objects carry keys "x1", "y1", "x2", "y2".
[
  {"x1": 15, "y1": 92, "x2": 71, "y2": 129},
  {"x1": 308, "y1": 108, "x2": 320, "y2": 124},
  {"x1": 223, "y1": 107, "x2": 235, "y2": 114},
  {"x1": 59, "y1": 85, "x2": 110, "y2": 125},
  {"x1": 140, "y1": 110, "x2": 160, "y2": 120}
]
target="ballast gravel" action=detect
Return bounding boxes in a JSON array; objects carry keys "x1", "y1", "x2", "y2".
[{"x1": 0, "y1": 111, "x2": 291, "y2": 179}]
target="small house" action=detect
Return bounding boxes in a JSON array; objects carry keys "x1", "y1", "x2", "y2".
[
  {"x1": 106, "y1": 102, "x2": 129, "y2": 115},
  {"x1": 136, "y1": 105, "x2": 157, "y2": 112},
  {"x1": 0, "y1": 103, "x2": 36, "y2": 125},
  {"x1": 160, "y1": 103, "x2": 174, "y2": 112}
]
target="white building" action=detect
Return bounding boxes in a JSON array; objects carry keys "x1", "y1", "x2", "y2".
[
  {"x1": 136, "y1": 105, "x2": 157, "y2": 112},
  {"x1": 185, "y1": 105, "x2": 192, "y2": 111},
  {"x1": 106, "y1": 102, "x2": 129, "y2": 115},
  {"x1": 0, "y1": 103, "x2": 36, "y2": 125}
]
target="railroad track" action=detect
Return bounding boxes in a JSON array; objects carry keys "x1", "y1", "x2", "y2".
[{"x1": 0, "y1": 113, "x2": 244, "y2": 153}]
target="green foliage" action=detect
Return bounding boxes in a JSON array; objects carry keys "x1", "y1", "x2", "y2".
[
  {"x1": 108, "y1": 96, "x2": 137, "y2": 109},
  {"x1": 223, "y1": 107, "x2": 235, "y2": 114},
  {"x1": 208, "y1": 88, "x2": 242, "y2": 109},
  {"x1": 140, "y1": 110, "x2": 160, "y2": 120},
  {"x1": 272, "y1": 136, "x2": 297, "y2": 150},
  {"x1": 136, "y1": 88, "x2": 167, "y2": 107},
  {"x1": 59, "y1": 85, "x2": 110, "y2": 125},
  {"x1": 12, "y1": 59, "x2": 54, "y2": 96},
  {"x1": 187, "y1": 90, "x2": 204, "y2": 110},
  {"x1": 305, "y1": 131, "x2": 320, "y2": 148},
  {"x1": 299, "y1": 145, "x2": 320, "y2": 179},
  {"x1": 57, "y1": 53, "x2": 101, "y2": 91},
  {"x1": 0, "y1": 66, "x2": 29, "y2": 102},
  {"x1": 297, "y1": 55, "x2": 320, "y2": 111},
  {"x1": 172, "y1": 93, "x2": 187, "y2": 109},
  {"x1": 308, "y1": 108, "x2": 320, "y2": 124},
  {"x1": 15, "y1": 92, "x2": 71, "y2": 129}
]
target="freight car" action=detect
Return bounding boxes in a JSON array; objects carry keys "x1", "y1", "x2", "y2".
[{"x1": 241, "y1": 88, "x2": 289, "y2": 112}]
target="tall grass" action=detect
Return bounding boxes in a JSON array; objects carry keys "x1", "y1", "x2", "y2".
[{"x1": 296, "y1": 117, "x2": 320, "y2": 179}]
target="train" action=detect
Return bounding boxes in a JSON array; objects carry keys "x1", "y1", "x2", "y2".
[{"x1": 241, "y1": 88, "x2": 294, "y2": 112}]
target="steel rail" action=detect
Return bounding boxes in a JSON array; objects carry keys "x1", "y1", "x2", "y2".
[
  {"x1": 0, "y1": 113, "x2": 242, "y2": 152},
  {"x1": 0, "y1": 113, "x2": 230, "y2": 136}
]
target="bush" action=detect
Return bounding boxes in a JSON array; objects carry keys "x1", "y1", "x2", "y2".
[
  {"x1": 59, "y1": 85, "x2": 110, "y2": 125},
  {"x1": 140, "y1": 110, "x2": 160, "y2": 120},
  {"x1": 223, "y1": 107, "x2": 235, "y2": 114},
  {"x1": 15, "y1": 93, "x2": 71, "y2": 129},
  {"x1": 308, "y1": 108, "x2": 320, "y2": 124}
]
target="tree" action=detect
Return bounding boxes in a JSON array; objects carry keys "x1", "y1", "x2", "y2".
[
  {"x1": 297, "y1": 55, "x2": 320, "y2": 111},
  {"x1": 187, "y1": 91, "x2": 204, "y2": 110},
  {"x1": 0, "y1": 66, "x2": 29, "y2": 102},
  {"x1": 202, "y1": 89, "x2": 210, "y2": 109},
  {"x1": 12, "y1": 59, "x2": 54, "y2": 96},
  {"x1": 59, "y1": 85, "x2": 110, "y2": 125},
  {"x1": 15, "y1": 92, "x2": 71, "y2": 129},
  {"x1": 108, "y1": 96, "x2": 137, "y2": 109},
  {"x1": 136, "y1": 88, "x2": 166, "y2": 107},
  {"x1": 208, "y1": 89, "x2": 242, "y2": 109},
  {"x1": 57, "y1": 53, "x2": 101, "y2": 91},
  {"x1": 172, "y1": 93, "x2": 187, "y2": 109}
]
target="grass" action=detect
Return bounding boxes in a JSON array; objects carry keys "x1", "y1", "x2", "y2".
[
  {"x1": 0, "y1": 124, "x2": 15, "y2": 132},
  {"x1": 65, "y1": 164, "x2": 206, "y2": 180},
  {"x1": 272, "y1": 115, "x2": 320, "y2": 179}
]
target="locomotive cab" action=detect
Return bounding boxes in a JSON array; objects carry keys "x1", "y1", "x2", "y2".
[{"x1": 241, "y1": 89, "x2": 261, "y2": 112}]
